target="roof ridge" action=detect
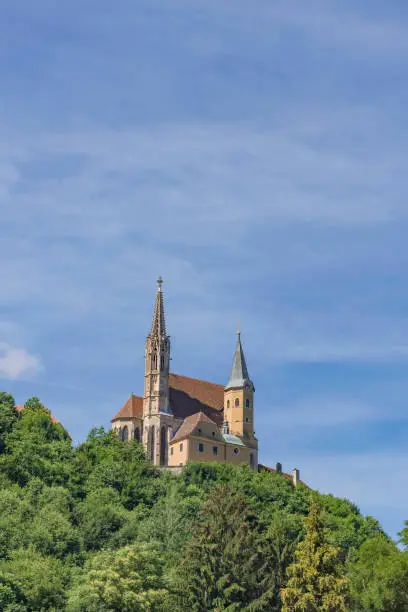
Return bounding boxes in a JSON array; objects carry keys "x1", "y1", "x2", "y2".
[{"x1": 170, "y1": 372, "x2": 224, "y2": 389}]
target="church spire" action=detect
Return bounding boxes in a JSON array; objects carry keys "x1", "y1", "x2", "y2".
[
  {"x1": 225, "y1": 331, "x2": 253, "y2": 391},
  {"x1": 150, "y1": 276, "x2": 166, "y2": 339}
]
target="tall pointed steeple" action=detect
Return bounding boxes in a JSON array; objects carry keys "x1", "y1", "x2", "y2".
[
  {"x1": 143, "y1": 277, "x2": 171, "y2": 420},
  {"x1": 150, "y1": 276, "x2": 166, "y2": 339},
  {"x1": 225, "y1": 331, "x2": 254, "y2": 391}
]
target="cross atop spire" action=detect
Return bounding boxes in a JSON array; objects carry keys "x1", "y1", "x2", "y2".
[
  {"x1": 150, "y1": 276, "x2": 166, "y2": 338},
  {"x1": 225, "y1": 331, "x2": 253, "y2": 391}
]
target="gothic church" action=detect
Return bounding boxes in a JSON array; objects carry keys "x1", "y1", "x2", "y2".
[{"x1": 111, "y1": 278, "x2": 258, "y2": 470}]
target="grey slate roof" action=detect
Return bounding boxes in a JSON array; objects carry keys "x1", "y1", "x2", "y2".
[
  {"x1": 225, "y1": 332, "x2": 254, "y2": 391},
  {"x1": 222, "y1": 433, "x2": 246, "y2": 446}
]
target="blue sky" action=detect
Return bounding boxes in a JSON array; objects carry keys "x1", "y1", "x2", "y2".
[{"x1": 1, "y1": 0, "x2": 408, "y2": 539}]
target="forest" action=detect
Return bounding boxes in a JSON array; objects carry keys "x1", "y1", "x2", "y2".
[{"x1": 0, "y1": 392, "x2": 407, "y2": 611}]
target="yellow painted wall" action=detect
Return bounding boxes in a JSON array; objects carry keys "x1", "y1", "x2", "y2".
[
  {"x1": 224, "y1": 388, "x2": 255, "y2": 439},
  {"x1": 168, "y1": 438, "x2": 189, "y2": 467},
  {"x1": 169, "y1": 435, "x2": 257, "y2": 469},
  {"x1": 186, "y1": 436, "x2": 226, "y2": 463}
]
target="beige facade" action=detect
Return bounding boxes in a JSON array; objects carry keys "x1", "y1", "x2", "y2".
[
  {"x1": 111, "y1": 279, "x2": 259, "y2": 470},
  {"x1": 168, "y1": 435, "x2": 256, "y2": 468}
]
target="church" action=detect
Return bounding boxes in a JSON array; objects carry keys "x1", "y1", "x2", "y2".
[{"x1": 111, "y1": 278, "x2": 259, "y2": 470}]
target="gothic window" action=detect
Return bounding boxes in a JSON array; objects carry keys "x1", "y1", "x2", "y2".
[
  {"x1": 160, "y1": 426, "x2": 167, "y2": 466},
  {"x1": 245, "y1": 399, "x2": 250, "y2": 408},
  {"x1": 170, "y1": 447, "x2": 174, "y2": 456},
  {"x1": 198, "y1": 443, "x2": 204, "y2": 452},
  {"x1": 227, "y1": 400, "x2": 230, "y2": 409},
  {"x1": 235, "y1": 398, "x2": 240, "y2": 407},
  {"x1": 122, "y1": 426, "x2": 129, "y2": 441},
  {"x1": 149, "y1": 426, "x2": 155, "y2": 462},
  {"x1": 134, "y1": 427, "x2": 141, "y2": 442},
  {"x1": 250, "y1": 453, "x2": 254, "y2": 468},
  {"x1": 180, "y1": 443, "x2": 183, "y2": 452},
  {"x1": 160, "y1": 354, "x2": 165, "y2": 370},
  {"x1": 117, "y1": 427, "x2": 122, "y2": 440},
  {"x1": 152, "y1": 352, "x2": 157, "y2": 370}
]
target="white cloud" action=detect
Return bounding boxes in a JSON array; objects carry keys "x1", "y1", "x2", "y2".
[{"x1": 0, "y1": 344, "x2": 42, "y2": 380}]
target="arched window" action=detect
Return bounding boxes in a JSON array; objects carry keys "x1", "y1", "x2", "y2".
[
  {"x1": 149, "y1": 426, "x2": 155, "y2": 462},
  {"x1": 250, "y1": 453, "x2": 254, "y2": 469},
  {"x1": 152, "y1": 352, "x2": 157, "y2": 370},
  {"x1": 134, "y1": 427, "x2": 141, "y2": 442},
  {"x1": 117, "y1": 427, "x2": 122, "y2": 440},
  {"x1": 227, "y1": 400, "x2": 230, "y2": 409},
  {"x1": 122, "y1": 425, "x2": 129, "y2": 441},
  {"x1": 160, "y1": 354, "x2": 165, "y2": 371},
  {"x1": 235, "y1": 398, "x2": 240, "y2": 407},
  {"x1": 245, "y1": 399, "x2": 250, "y2": 408},
  {"x1": 160, "y1": 426, "x2": 167, "y2": 466}
]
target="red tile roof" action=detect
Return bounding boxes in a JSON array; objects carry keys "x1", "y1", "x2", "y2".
[
  {"x1": 170, "y1": 411, "x2": 218, "y2": 444},
  {"x1": 168, "y1": 373, "x2": 224, "y2": 425},
  {"x1": 112, "y1": 373, "x2": 225, "y2": 424},
  {"x1": 15, "y1": 405, "x2": 59, "y2": 424},
  {"x1": 111, "y1": 394, "x2": 143, "y2": 421}
]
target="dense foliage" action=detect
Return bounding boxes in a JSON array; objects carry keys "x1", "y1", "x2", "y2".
[{"x1": 0, "y1": 392, "x2": 407, "y2": 610}]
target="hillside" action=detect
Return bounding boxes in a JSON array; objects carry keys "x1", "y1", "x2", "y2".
[{"x1": 0, "y1": 392, "x2": 407, "y2": 611}]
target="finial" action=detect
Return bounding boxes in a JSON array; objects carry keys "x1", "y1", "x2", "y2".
[
  {"x1": 157, "y1": 276, "x2": 163, "y2": 291},
  {"x1": 237, "y1": 318, "x2": 241, "y2": 337}
]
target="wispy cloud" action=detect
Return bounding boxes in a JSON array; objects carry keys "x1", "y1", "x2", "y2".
[{"x1": 0, "y1": 343, "x2": 42, "y2": 380}]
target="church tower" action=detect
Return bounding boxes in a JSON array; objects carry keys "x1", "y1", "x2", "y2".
[
  {"x1": 223, "y1": 331, "x2": 256, "y2": 445},
  {"x1": 143, "y1": 277, "x2": 170, "y2": 417},
  {"x1": 142, "y1": 277, "x2": 173, "y2": 465}
]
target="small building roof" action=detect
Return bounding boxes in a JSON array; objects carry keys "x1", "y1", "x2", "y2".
[
  {"x1": 15, "y1": 405, "x2": 59, "y2": 424},
  {"x1": 170, "y1": 411, "x2": 218, "y2": 444},
  {"x1": 111, "y1": 394, "x2": 143, "y2": 421}
]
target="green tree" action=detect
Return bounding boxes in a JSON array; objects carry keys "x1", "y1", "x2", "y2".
[
  {"x1": 0, "y1": 488, "x2": 33, "y2": 559},
  {"x1": 77, "y1": 487, "x2": 129, "y2": 551},
  {"x1": 67, "y1": 543, "x2": 168, "y2": 611},
  {"x1": 265, "y1": 511, "x2": 303, "y2": 598},
  {"x1": 348, "y1": 535, "x2": 408, "y2": 611},
  {"x1": 0, "y1": 547, "x2": 67, "y2": 611},
  {"x1": 0, "y1": 392, "x2": 18, "y2": 454},
  {"x1": 177, "y1": 483, "x2": 276, "y2": 611},
  {"x1": 0, "y1": 570, "x2": 27, "y2": 611},
  {"x1": 281, "y1": 502, "x2": 348, "y2": 612},
  {"x1": 28, "y1": 506, "x2": 81, "y2": 560},
  {"x1": 1, "y1": 397, "x2": 72, "y2": 486},
  {"x1": 399, "y1": 520, "x2": 408, "y2": 550}
]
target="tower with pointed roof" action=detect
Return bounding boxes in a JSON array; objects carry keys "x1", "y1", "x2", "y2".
[
  {"x1": 144, "y1": 276, "x2": 170, "y2": 417},
  {"x1": 223, "y1": 331, "x2": 257, "y2": 454},
  {"x1": 142, "y1": 277, "x2": 175, "y2": 465}
]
